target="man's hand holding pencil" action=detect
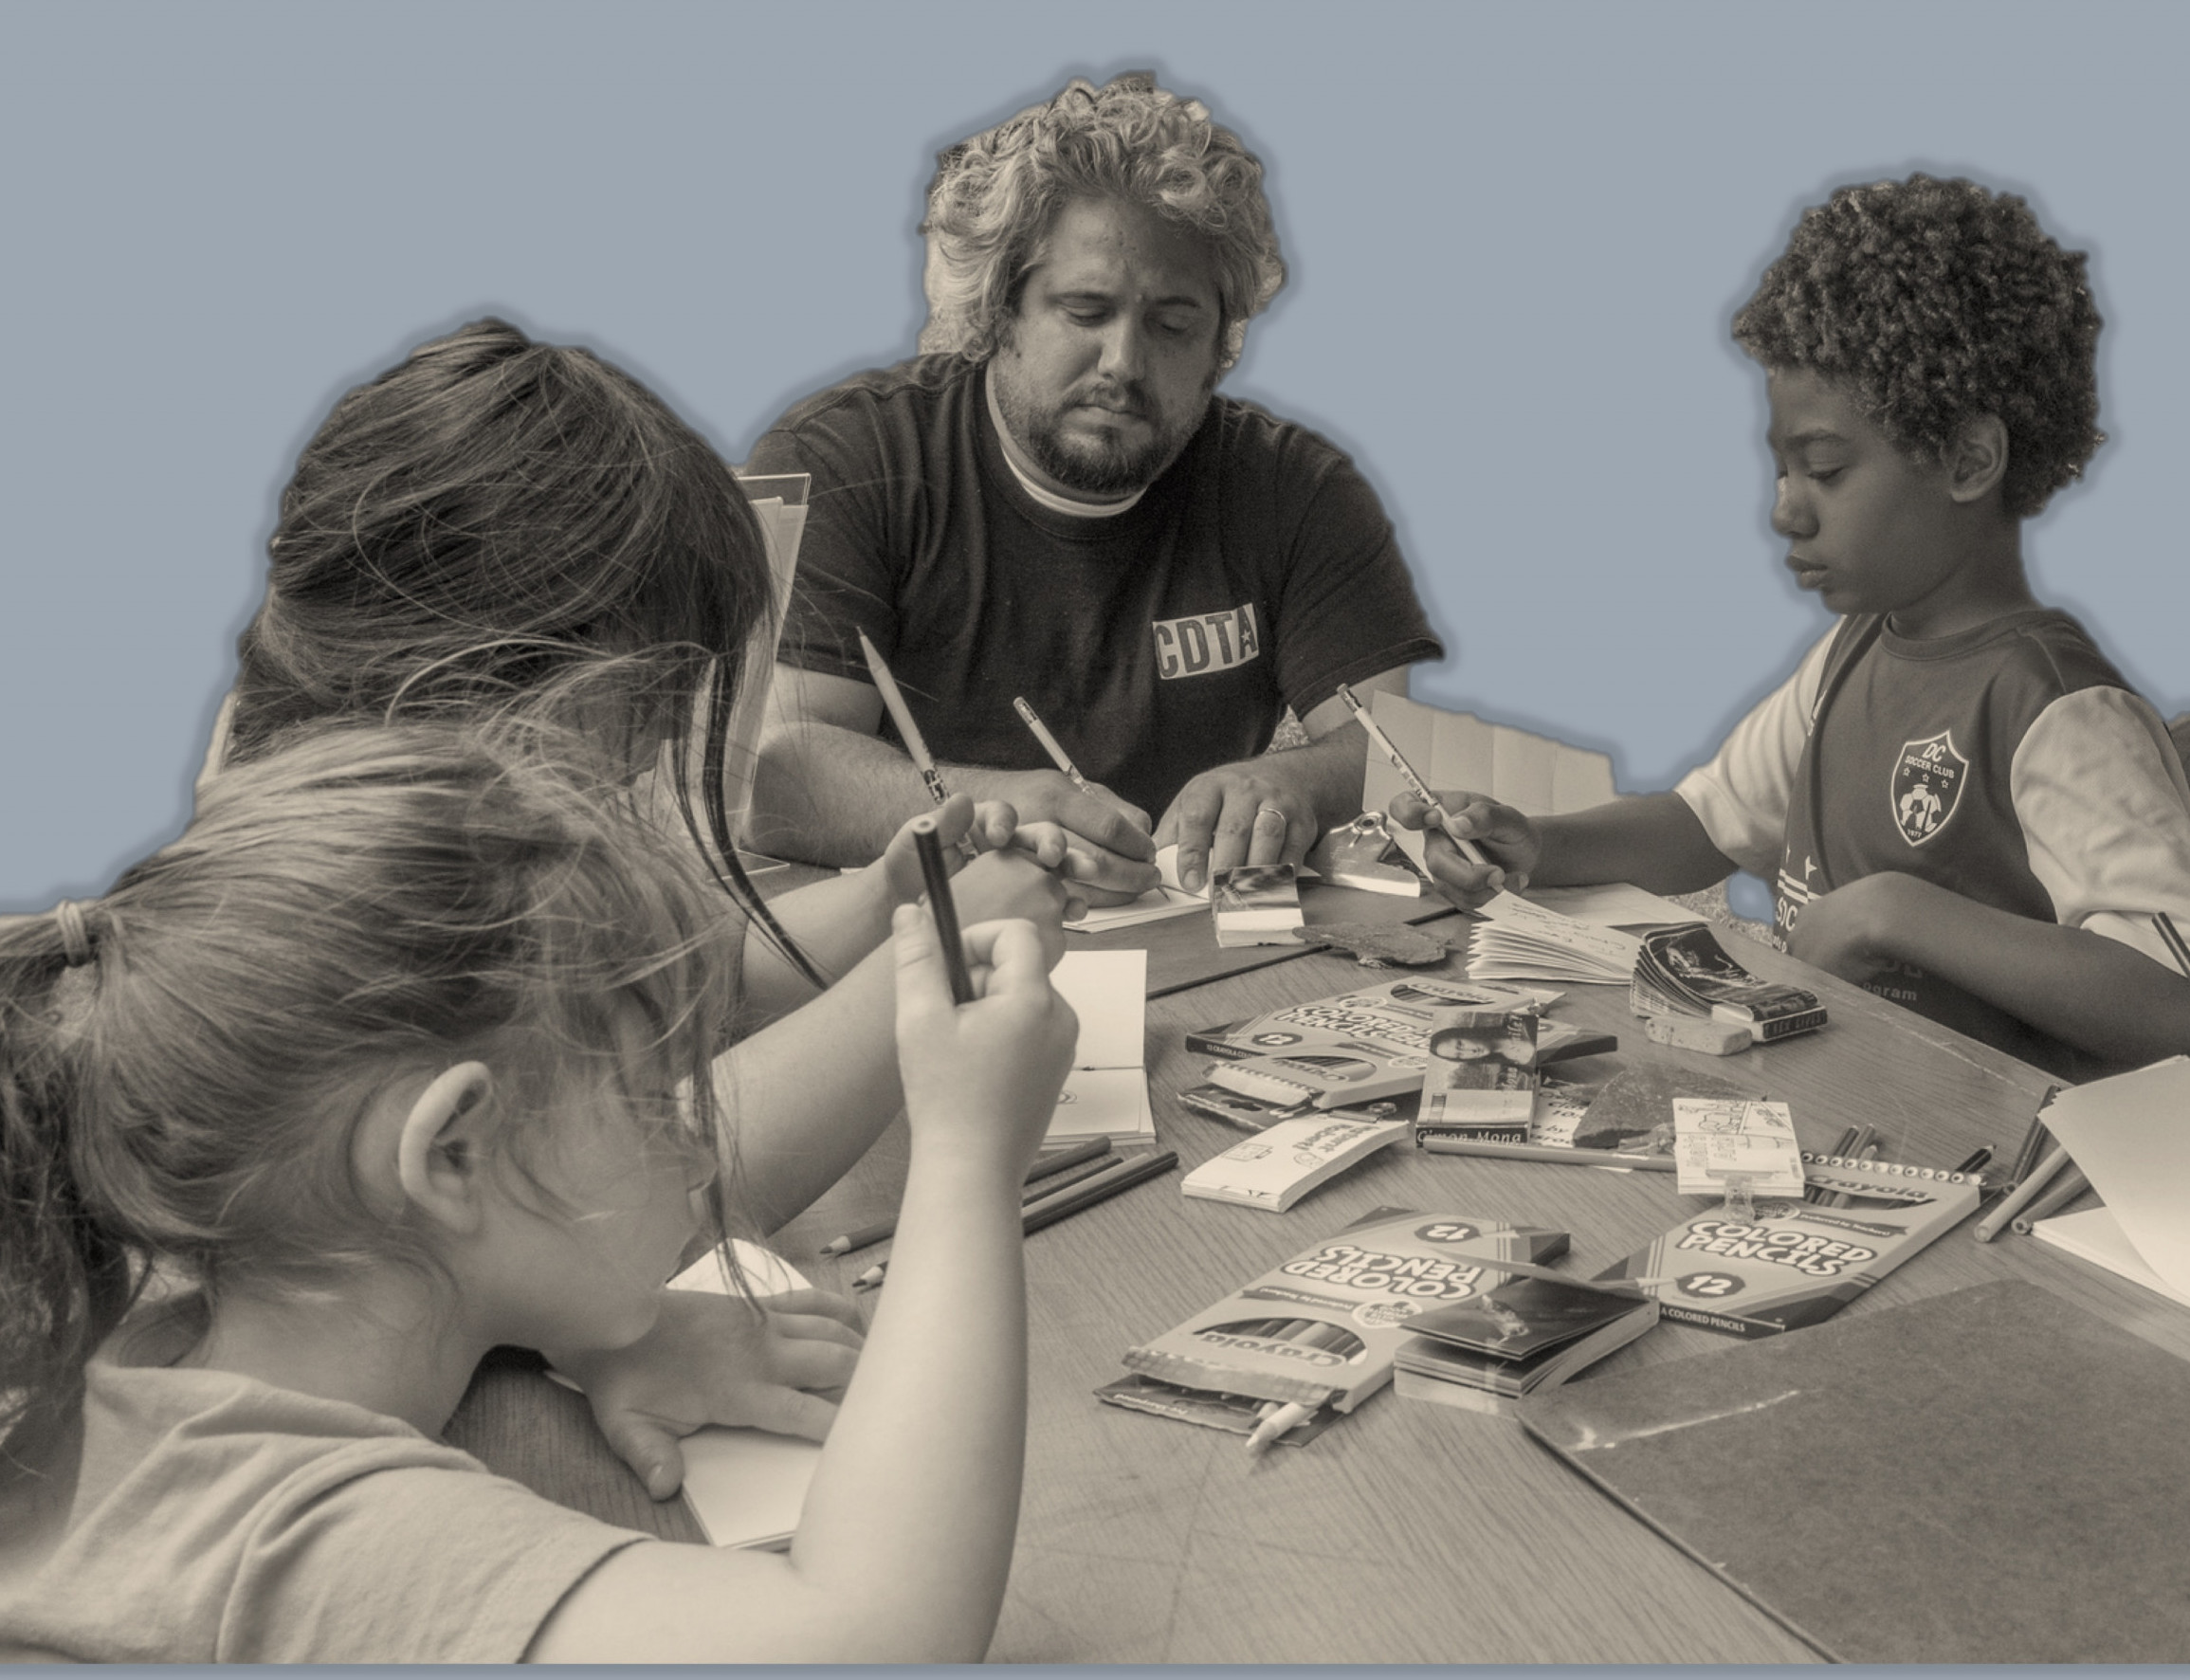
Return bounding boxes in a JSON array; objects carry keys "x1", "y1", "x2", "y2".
[{"x1": 872, "y1": 792, "x2": 1085, "y2": 959}]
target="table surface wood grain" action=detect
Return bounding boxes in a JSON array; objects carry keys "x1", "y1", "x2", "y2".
[{"x1": 443, "y1": 904, "x2": 2186, "y2": 1663}]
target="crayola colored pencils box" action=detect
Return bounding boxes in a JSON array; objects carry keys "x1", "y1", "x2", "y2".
[
  {"x1": 1595, "y1": 1154, "x2": 1981, "y2": 1337},
  {"x1": 1114, "y1": 1208, "x2": 1568, "y2": 1414}
]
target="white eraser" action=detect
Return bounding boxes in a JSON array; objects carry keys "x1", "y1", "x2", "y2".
[{"x1": 1641, "y1": 1013, "x2": 1753, "y2": 1056}]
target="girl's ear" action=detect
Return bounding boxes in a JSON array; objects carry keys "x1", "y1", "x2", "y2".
[
  {"x1": 395, "y1": 1062, "x2": 497, "y2": 1235},
  {"x1": 1946, "y1": 414, "x2": 2011, "y2": 503}
]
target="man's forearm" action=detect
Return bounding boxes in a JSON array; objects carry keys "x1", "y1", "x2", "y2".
[
  {"x1": 1269, "y1": 722, "x2": 1378, "y2": 834},
  {"x1": 750, "y1": 720, "x2": 936, "y2": 865}
]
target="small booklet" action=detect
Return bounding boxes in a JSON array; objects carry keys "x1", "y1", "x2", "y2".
[
  {"x1": 666, "y1": 1242, "x2": 821, "y2": 1550},
  {"x1": 1596, "y1": 1153, "x2": 1981, "y2": 1336},
  {"x1": 1180, "y1": 1113, "x2": 1412, "y2": 1212},
  {"x1": 2025, "y1": 1055, "x2": 2190, "y2": 1306},
  {"x1": 1416, "y1": 1005, "x2": 1541, "y2": 1134},
  {"x1": 1102, "y1": 1208, "x2": 1570, "y2": 1443},
  {"x1": 1047, "y1": 949, "x2": 1156, "y2": 1145},
  {"x1": 1631, "y1": 922, "x2": 1826, "y2": 1041},
  {"x1": 1394, "y1": 1266, "x2": 1660, "y2": 1415},
  {"x1": 1466, "y1": 891, "x2": 1643, "y2": 985}
]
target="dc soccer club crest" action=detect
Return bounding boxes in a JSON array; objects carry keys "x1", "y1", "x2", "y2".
[{"x1": 1890, "y1": 731, "x2": 1967, "y2": 847}]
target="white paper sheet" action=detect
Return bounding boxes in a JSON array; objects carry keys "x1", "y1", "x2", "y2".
[{"x1": 2032, "y1": 1056, "x2": 2190, "y2": 1299}]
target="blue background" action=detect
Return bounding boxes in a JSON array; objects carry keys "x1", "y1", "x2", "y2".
[{"x1": 5, "y1": 0, "x2": 2187, "y2": 915}]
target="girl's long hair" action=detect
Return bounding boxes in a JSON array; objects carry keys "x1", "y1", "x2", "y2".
[
  {"x1": 1, "y1": 716, "x2": 742, "y2": 1458},
  {"x1": 228, "y1": 317, "x2": 822, "y2": 986}
]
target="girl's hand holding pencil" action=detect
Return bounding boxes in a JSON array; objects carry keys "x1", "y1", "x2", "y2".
[{"x1": 892, "y1": 902, "x2": 1080, "y2": 1180}]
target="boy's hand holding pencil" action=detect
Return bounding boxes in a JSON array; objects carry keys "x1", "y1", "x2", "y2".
[{"x1": 1387, "y1": 788, "x2": 1539, "y2": 907}]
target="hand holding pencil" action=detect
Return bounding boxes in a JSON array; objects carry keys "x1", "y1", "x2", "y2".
[{"x1": 890, "y1": 886, "x2": 1079, "y2": 1181}]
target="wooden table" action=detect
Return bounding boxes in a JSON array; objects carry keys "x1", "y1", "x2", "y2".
[{"x1": 447, "y1": 911, "x2": 2189, "y2": 1663}]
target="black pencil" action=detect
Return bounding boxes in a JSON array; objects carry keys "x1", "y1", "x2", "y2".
[
  {"x1": 1020, "y1": 1153, "x2": 1121, "y2": 1204},
  {"x1": 2006, "y1": 1087, "x2": 2060, "y2": 1189},
  {"x1": 912, "y1": 818, "x2": 974, "y2": 1005},
  {"x1": 821, "y1": 1136, "x2": 1118, "y2": 1255},
  {"x1": 1022, "y1": 1151, "x2": 1178, "y2": 1235}
]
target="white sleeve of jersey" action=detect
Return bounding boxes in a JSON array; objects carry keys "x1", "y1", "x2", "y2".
[
  {"x1": 2012, "y1": 685, "x2": 2190, "y2": 975},
  {"x1": 1671, "y1": 630, "x2": 1838, "y2": 880}
]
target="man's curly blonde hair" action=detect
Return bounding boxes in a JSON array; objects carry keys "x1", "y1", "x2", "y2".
[{"x1": 919, "y1": 73, "x2": 1285, "y2": 372}]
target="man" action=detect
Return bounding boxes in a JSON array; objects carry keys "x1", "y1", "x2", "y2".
[{"x1": 747, "y1": 73, "x2": 1443, "y2": 901}]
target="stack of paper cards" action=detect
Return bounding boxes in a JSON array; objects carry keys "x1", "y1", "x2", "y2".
[
  {"x1": 1209, "y1": 863, "x2": 1305, "y2": 946},
  {"x1": 1467, "y1": 892, "x2": 1643, "y2": 985},
  {"x1": 1305, "y1": 813, "x2": 1424, "y2": 896},
  {"x1": 1632, "y1": 923, "x2": 1826, "y2": 1041},
  {"x1": 1181, "y1": 1113, "x2": 1412, "y2": 1212},
  {"x1": 2029, "y1": 1057, "x2": 2190, "y2": 1309},
  {"x1": 1671, "y1": 1098, "x2": 1806, "y2": 1198},
  {"x1": 1047, "y1": 948, "x2": 1156, "y2": 1144}
]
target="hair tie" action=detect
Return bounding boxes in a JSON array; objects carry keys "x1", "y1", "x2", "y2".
[{"x1": 53, "y1": 900, "x2": 94, "y2": 967}]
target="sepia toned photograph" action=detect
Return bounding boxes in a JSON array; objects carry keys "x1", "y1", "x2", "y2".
[{"x1": 5, "y1": 0, "x2": 2190, "y2": 1666}]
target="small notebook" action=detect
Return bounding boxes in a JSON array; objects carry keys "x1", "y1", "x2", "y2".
[
  {"x1": 665, "y1": 1242, "x2": 821, "y2": 1551},
  {"x1": 2026, "y1": 1054, "x2": 2190, "y2": 1303},
  {"x1": 1046, "y1": 949, "x2": 1155, "y2": 1144},
  {"x1": 1523, "y1": 1279, "x2": 2190, "y2": 1662}
]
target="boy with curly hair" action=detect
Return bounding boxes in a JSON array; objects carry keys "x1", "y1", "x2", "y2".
[{"x1": 1402, "y1": 174, "x2": 2190, "y2": 1076}]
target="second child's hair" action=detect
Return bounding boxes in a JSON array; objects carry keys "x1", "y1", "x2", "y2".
[
  {"x1": 228, "y1": 318, "x2": 821, "y2": 985},
  {"x1": 0, "y1": 719, "x2": 739, "y2": 1456},
  {"x1": 1733, "y1": 174, "x2": 2104, "y2": 518}
]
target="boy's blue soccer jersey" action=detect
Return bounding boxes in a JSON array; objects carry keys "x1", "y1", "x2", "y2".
[{"x1": 1676, "y1": 608, "x2": 2190, "y2": 1072}]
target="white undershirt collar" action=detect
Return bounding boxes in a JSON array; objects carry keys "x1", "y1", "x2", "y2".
[{"x1": 984, "y1": 368, "x2": 1146, "y2": 519}]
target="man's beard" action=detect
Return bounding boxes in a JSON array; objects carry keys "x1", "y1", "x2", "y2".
[{"x1": 997, "y1": 375, "x2": 1211, "y2": 497}]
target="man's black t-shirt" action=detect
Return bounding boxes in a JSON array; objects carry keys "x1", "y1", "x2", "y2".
[{"x1": 751, "y1": 356, "x2": 1443, "y2": 820}]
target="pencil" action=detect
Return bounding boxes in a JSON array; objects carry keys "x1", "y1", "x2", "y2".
[
  {"x1": 1025, "y1": 1135, "x2": 1115, "y2": 1184},
  {"x1": 1414, "y1": 1136, "x2": 1677, "y2": 1171},
  {"x1": 1973, "y1": 1142, "x2": 2073, "y2": 1242},
  {"x1": 822, "y1": 1137, "x2": 1117, "y2": 1255},
  {"x1": 1333, "y1": 682, "x2": 1491, "y2": 868},
  {"x1": 1012, "y1": 697, "x2": 1091, "y2": 794},
  {"x1": 851, "y1": 1151, "x2": 1177, "y2": 1292},
  {"x1": 1951, "y1": 1146, "x2": 1993, "y2": 1177},
  {"x1": 2006, "y1": 1087, "x2": 2060, "y2": 1188},
  {"x1": 1021, "y1": 1150, "x2": 1178, "y2": 1234},
  {"x1": 1020, "y1": 1152, "x2": 1121, "y2": 1203},
  {"x1": 2010, "y1": 1165, "x2": 2094, "y2": 1235},
  {"x1": 861, "y1": 630, "x2": 979, "y2": 859},
  {"x1": 912, "y1": 819, "x2": 974, "y2": 1006}
]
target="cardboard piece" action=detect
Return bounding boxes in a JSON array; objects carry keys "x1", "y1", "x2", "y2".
[
  {"x1": 1524, "y1": 1280, "x2": 2190, "y2": 1662},
  {"x1": 1360, "y1": 693, "x2": 1617, "y2": 871}
]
